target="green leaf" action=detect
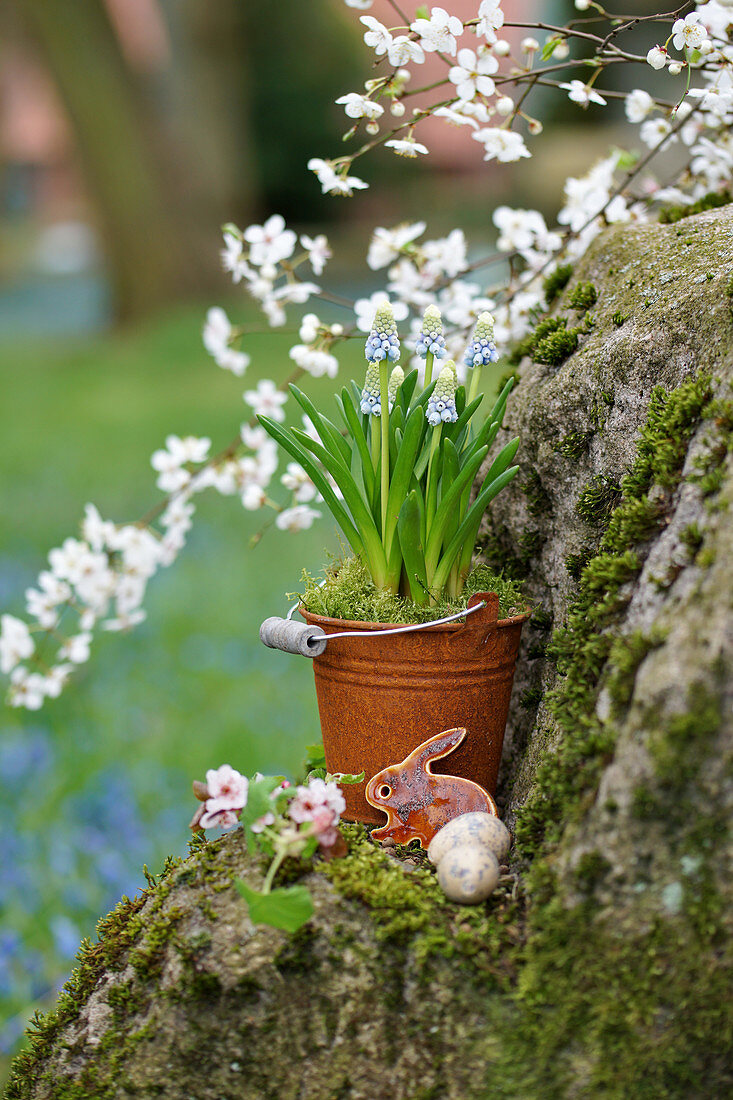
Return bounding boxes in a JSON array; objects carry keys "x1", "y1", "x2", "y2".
[
  {"x1": 235, "y1": 881, "x2": 314, "y2": 933},
  {"x1": 541, "y1": 37, "x2": 560, "y2": 60},
  {"x1": 258, "y1": 416, "x2": 365, "y2": 557},
  {"x1": 487, "y1": 376, "x2": 515, "y2": 425},
  {"x1": 325, "y1": 770, "x2": 365, "y2": 785},
  {"x1": 289, "y1": 384, "x2": 351, "y2": 468},
  {"x1": 240, "y1": 774, "x2": 286, "y2": 851},
  {"x1": 336, "y1": 390, "x2": 375, "y2": 504},
  {"x1": 304, "y1": 741, "x2": 326, "y2": 769},
  {"x1": 292, "y1": 428, "x2": 388, "y2": 581},
  {"x1": 415, "y1": 4, "x2": 429, "y2": 19},
  {"x1": 384, "y1": 406, "x2": 425, "y2": 557},
  {"x1": 424, "y1": 446, "x2": 488, "y2": 578},
  {"x1": 397, "y1": 491, "x2": 428, "y2": 604},
  {"x1": 431, "y1": 465, "x2": 519, "y2": 594},
  {"x1": 397, "y1": 369, "x2": 419, "y2": 412}
]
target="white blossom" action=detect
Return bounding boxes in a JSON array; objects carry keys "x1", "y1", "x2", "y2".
[
  {"x1": 300, "y1": 234, "x2": 331, "y2": 276},
  {"x1": 625, "y1": 88, "x2": 655, "y2": 123},
  {"x1": 433, "y1": 105, "x2": 479, "y2": 128},
  {"x1": 289, "y1": 344, "x2": 339, "y2": 378},
  {"x1": 307, "y1": 158, "x2": 369, "y2": 196},
  {"x1": 243, "y1": 379, "x2": 288, "y2": 421},
  {"x1": 639, "y1": 117, "x2": 675, "y2": 149},
  {"x1": 344, "y1": 0, "x2": 372, "y2": 9},
  {"x1": 360, "y1": 15, "x2": 392, "y2": 55},
  {"x1": 354, "y1": 293, "x2": 408, "y2": 333},
  {"x1": 387, "y1": 36, "x2": 425, "y2": 66},
  {"x1": 647, "y1": 46, "x2": 668, "y2": 69},
  {"x1": 0, "y1": 615, "x2": 35, "y2": 675},
  {"x1": 559, "y1": 80, "x2": 607, "y2": 107},
  {"x1": 367, "y1": 222, "x2": 426, "y2": 270},
  {"x1": 384, "y1": 138, "x2": 429, "y2": 158},
  {"x1": 8, "y1": 667, "x2": 46, "y2": 710},
  {"x1": 449, "y1": 48, "x2": 498, "y2": 101},
  {"x1": 202, "y1": 307, "x2": 250, "y2": 376},
  {"x1": 410, "y1": 7, "x2": 464, "y2": 56},
  {"x1": 476, "y1": 1, "x2": 504, "y2": 45},
  {"x1": 335, "y1": 93, "x2": 384, "y2": 120},
  {"x1": 281, "y1": 463, "x2": 318, "y2": 503},
  {"x1": 221, "y1": 231, "x2": 253, "y2": 283},
  {"x1": 58, "y1": 632, "x2": 92, "y2": 665},
  {"x1": 672, "y1": 13, "x2": 706, "y2": 51},
  {"x1": 472, "y1": 127, "x2": 531, "y2": 162},
  {"x1": 275, "y1": 505, "x2": 321, "y2": 532},
  {"x1": 423, "y1": 229, "x2": 468, "y2": 278},
  {"x1": 243, "y1": 214, "x2": 296, "y2": 269}
]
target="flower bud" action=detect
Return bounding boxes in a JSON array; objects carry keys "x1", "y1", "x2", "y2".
[
  {"x1": 388, "y1": 366, "x2": 404, "y2": 410},
  {"x1": 415, "y1": 305, "x2": 448, "y2": 360},
  {"x1": 493, "y1": 40, "x2": 511, "y2": 57},
  {"x1": 646, "y1": 45, "x2": 667, "y2": 70},
  {"x1": 496, "y1": 95, "x2": 514, "y2": 116},
  {"x1": 360, "y1": 362, "x2": 382, "y2": 417},
  {"x1": 463, "y1": 312, "x2": 498, "y2": 369},
  {"x1": 426, "y1": 364, "x2": 458, "y2": 426},
  {"x1": 364, "y1": 303, "x2": 401, "y2": 365},
  {"x1": 521, "y1": 37, "x2": 539, "y2": 52},
  {"x1": 391, "y1": 101, "x2": 406, "y2": 117}
]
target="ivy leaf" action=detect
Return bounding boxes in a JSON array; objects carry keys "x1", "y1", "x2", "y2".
[
  {"x1": 235, "y1": 881, "x2": 314, "y2": 933},
  {"x1": 240, "y1": 775, "x2": 286, "y2": 851}
]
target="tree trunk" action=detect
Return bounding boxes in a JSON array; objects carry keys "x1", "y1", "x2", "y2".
[
  {"x1": 5, "y1": 207, "x2": 733, "y2": 1099},
  {"x1": 9, "y1": 0, "x2": 215, "y2": 320}
]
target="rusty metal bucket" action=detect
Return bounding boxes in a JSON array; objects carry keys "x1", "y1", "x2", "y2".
[{"x1": 300, "y1": 592, "x2": 529, "y2": 823}]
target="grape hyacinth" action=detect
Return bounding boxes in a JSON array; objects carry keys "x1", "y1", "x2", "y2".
[
  {"x1": 463, "y1": 311, "x2": 499, "y2": 368},
  {"x1": 360, "y1": 361, "x2": 382, "y2": 416},
  {"x1": 426, "y1": 364, "x2": 459, "y2": 426},
  {"x1": 415, "y1": 305, "x2": 448, "y2": 360},
  {"x1": 387, "y1": 365, "x2": 404, "y2": 411},
  {"x1": 364, "y1": 302, "x2": 401, "y2": 363}
]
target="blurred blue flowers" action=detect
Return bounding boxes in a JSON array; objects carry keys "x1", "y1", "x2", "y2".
[{"x1": 0, "y1": 725, "x2": 184, "y2": 1056}]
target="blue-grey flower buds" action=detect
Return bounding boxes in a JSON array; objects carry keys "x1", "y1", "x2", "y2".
[
  {"x1": 360, "y1": 361, "x2": 382, "y2": 416},
  {"x1": 426, "y1": 363, "x2": 458, "y2": 426},
  {"x1": 415, "y1": 304, "x2": 447, "y2": 360},
  {"x1": 365, "y1": 303, "x2": 401, "y2": 364},
  {"x1": 463, "y1": 311, "x2": 498, "y2": 368}
]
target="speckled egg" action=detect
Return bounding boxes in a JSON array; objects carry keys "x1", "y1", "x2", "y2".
[
  {"x1": 437, "y1": 845, "x2": 500, "y2": 904},
  {"x1": 427, "y1": 812, "x2": 511, "y2": 866}
]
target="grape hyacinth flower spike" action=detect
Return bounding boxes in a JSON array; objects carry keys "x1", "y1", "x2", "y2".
[
  {"x1": 464, "y1": 311, "x2": 498, "y2": 369},
  {"x1": 387, "y1": 365, "x2": 404, "y2": 412},
  {"x1": 427, "y1": 364, "x2": 459, "y2": 426},
  {"x1": 360, "y1": 362, "x2": 382, "y2": 416},
  {"x1": 416, "y1": 304, "x2": 446, "y2": 388},
  {"x1": 415, "y1": 305, "x2": 447, "y2": 361},
  {"x1": 364, "y1": 302, "x2": 401, "y2": 364}
]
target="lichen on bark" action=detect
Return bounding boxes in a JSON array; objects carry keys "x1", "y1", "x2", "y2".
[{"x1": 6, "y1": 207, "x2": 733, "y2": 1100}]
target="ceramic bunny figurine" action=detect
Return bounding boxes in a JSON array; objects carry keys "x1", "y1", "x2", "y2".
[{"x1": 364, "y1": 727, "x2": 498, "y2": 848}]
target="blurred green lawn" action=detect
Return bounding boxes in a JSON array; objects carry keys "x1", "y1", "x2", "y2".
[
  {"x1": 0, "y1": 300, "x2": 362, "y2": 1072},
  {"x1": 0, "y1": 301, "x2": 361, "y2": 780}
]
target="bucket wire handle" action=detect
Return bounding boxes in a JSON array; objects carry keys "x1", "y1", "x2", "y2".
[{"x1": 261, "y1": 592, "x2": 500, "y2": 658}]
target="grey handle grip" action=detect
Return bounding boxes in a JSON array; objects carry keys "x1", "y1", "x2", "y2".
[{"x1": 259, "y1": 617, "x2": 327, "y2": 658}]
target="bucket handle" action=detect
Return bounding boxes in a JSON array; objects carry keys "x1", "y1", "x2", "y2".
[{"x1": 259, "y1": 591, "x2": 499, "y2": 659}]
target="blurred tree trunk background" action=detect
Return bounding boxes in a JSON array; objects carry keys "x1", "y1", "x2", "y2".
[{"x1": 5, "y1": 0, "x2": 361, "y2": 321}]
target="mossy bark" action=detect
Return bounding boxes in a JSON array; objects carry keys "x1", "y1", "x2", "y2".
[{"x1": 6, "y1": 209, "x2": 733, "y2": 1100}]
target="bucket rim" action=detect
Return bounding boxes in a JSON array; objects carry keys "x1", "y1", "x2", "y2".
[{"x1": 299, "y1": 604, "x2": 532, "y2": 632}]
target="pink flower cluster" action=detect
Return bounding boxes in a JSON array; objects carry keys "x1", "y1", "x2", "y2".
[
  {"x1": 288, "y1": 777, "x2": 346, "y2": 848},
  {"x1": 194, "y1": 764, "x2": 248, "y2": 830}
]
